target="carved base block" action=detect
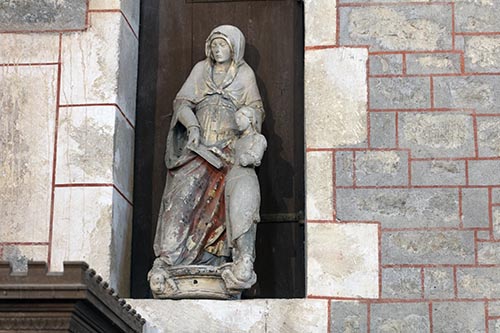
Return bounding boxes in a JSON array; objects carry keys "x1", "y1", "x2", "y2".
[{"x1": 152, "y1": 265, "x2": 242, "y2": 300}]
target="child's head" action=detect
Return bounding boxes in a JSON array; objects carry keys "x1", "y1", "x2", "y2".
[
  {"x1": 235, "y1": 107, "x2": 257, "y2": 132},
  {"x1": 148, "y1": 271, "x2": 166, "y2": 294}
]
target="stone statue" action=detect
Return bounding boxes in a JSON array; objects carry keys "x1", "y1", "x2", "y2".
[{"x1": 148, "y1": 25, "x2": 266, "y2": 299}]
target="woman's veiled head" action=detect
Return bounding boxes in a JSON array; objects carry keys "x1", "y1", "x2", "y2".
[{"x1": 205, "y1": 25, "x2": 246, "y2": 64}]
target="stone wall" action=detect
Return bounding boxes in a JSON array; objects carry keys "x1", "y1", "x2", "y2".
[
  {"x1": 305, "y1": 0, "x2": 500, "y2": 331},
  {"x1": 0, "y1": 0, "x2": 139, "y2": 296}
]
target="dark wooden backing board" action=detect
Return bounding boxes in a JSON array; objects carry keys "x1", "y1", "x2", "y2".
[{"x1": 132, "y1": 0, "x2": 304, "y2": 298}]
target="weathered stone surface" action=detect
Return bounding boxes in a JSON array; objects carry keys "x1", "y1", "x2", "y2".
[
  {"x1": 0, "y1": 66, "x2": 57, "y2": 243},
  {"x1": 305, "y1": 48, "x2": 368, "y2": 148},
  {"x1": 494, "y1": 189, "x2": 500, "y2": 203},
  {"x1": 369, "y1": 54, "x2": 403, "y2": 75},
  {"x1": 61, "y1": 12, "x2": 138, "y2": 125},
  {"x1": 489, "y1": 319, "x2": 500, "y2": 333},
  {"x1": 370, "y1": 113, "x2": 396, "y2": 148},
  {"x1": 464, "y1": 36, "x2": 500, "y2": 73},
  {"x1": 307, "y1": 223, "x2": 379, "y2": 298},
  {"x1": 127, "y1": 299, "x2": 328, "y2": 333},
  {"x1": 355, "y1": 151, "x2": 408, "y2": 186},
  {"x1": 477, "y1": 230, "x2": 491, "y2": 240},
  {"x1": 494, "y1": 207, "x2": 500, "y2": 239},
  {"x1": 382, "y1": 268, "x2": 421, "y2": 299},
  {"x1": 432, "y1": 302, "x2": 485, "y2": 333},
  {"x1": 339, "y1": 5, "x2": 452, "y2": 51},
  {"x1": 51, "y1": 186, "x2": 113, "y2": 277},
  {"x1": 406, "y1": 53, "x2": 461, "y2": 75},
  {"x1": 306, "y1": 152, "x2": 333, "y2": 220},
  {"x1": 424, "y1": 267, "x2": 454, "y2": 299},
  {"x1": 330, "y1": 301, "x2": 368, "y2": 333},
  {"x1": 335, "y1": 151, "x2": 354, "y2": 187},
  {"x1": 477, "y1": 117, "x2": 500, "y2": 157},
  {"x1": 370, "y1": 77, "x2": 430, "y2": 109},
  {"x1": 0, "y1": 33, "x2": 59, "y2": 64},
  {"x1": 1, "y1": 245, "x2": 47, "y2": 273},
  {"x1": 337, "y1": 188, "x2": 459, "y2": 228},
  {"x1": 304, "y1": 0, "x2": 336, "y2": 46},
  {"x1": 56, "y1": 106, "x2": 115, "y2": 185},
  {"x1": 455, "y1": 0, "x2": 500, "y2": 33},
  {"x1": 489, "y1": 302, "x2": 500, "y2": 317},
  {"x1": 370, "y1": 303, "x2": 429, "y2": 332},
  {"x1": 0, "y1": 0, "x2": 86, "y2": 32},
  {"x1": 457, "y1": 267, "x2": 500, "y2": 298},
  {"x1": 478, "y1": 242, "x2": 500, "y2": 264},
  {"x1": 110, "y1": 189, "x2": 132, "y2": 294},
  {"x1": 382, "y1": 231, "x2": 475, "y2": 264},
  {"x1": 89, "y1": 0, "x2": 140, "y2": 34},
  {"x1": 469, "y1": 160, "x2": 500, "y2": 185},
  {"x1": 399, "y1": 112, "x2": 475, "y2": 158},
  {"x1": 411, "y1": 160, "x2": 466, "y2": 186},
  {"x1": 113, "y1": 111, "x2": 135, "y2": 201},
  {"x1": 462, "y1": 188, "x2": 490, "y2": 228},
  {"x1": 434, "y1": 76, "x2": 500, "y2": 114}
]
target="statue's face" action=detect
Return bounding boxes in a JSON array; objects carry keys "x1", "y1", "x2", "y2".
[
  {"x1": 150, "y1": 274, "x2": 166, "y2": 293},
  {"x1": 211, "y1": 38, "x2": 231, "y2": 64},
  {"x1": 235, "y1": 111, "x2": 251, "y2": 131}
]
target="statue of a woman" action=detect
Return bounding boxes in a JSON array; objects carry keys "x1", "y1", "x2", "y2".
[{"x1": 149, "y1": 25, "x2": 265, "y2": 299}]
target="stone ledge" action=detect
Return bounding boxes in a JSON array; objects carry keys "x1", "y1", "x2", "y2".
[{"x1": 127, "y1": 299, "x2": 328, "y2": 333}]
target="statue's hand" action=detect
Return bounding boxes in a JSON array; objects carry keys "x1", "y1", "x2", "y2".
[
  {"x1": 239, "y1": 153, "x2": 253, "y2": 167},
  {"x1": 187, "y1": 126, "x2": 200, "y2": 148}
]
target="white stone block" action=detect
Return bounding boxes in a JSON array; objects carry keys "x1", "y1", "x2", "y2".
[
  {"x1": 50, "y1": 186, "x2": 113, "y2": 276},
  {"x1": 0, "y1": 34, "x2": 59, "y2": 64},
  {"x1": 306, "y1": 151, "x2": 334, "y2": 221},
  {"x1": 305, "y1": 48, "x2": 368, "y2": 148},
  {"x1": 56, "y1": 106, "x2": 115, "y2": 185},
  {"x1": 304, "y1": 0, "x2": 337, "y2": 46},
  {"x1": 0, "y1": 66, "x2": 57, "y2": 242},
  {"x1": 307, "y1": 223, "x2": 379, "y2": 298},
  {"x1": 61, "y1": 12, "x2": 138, "y2": 124},
  {"x1": 89, "y1": 0, "x2": 140, "y2": 33},
  {"x1": 126, "y1": 299, "x2": 328, "y2": 333}
]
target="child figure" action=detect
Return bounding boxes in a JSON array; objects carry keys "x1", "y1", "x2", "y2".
[{"x1": 212, "y1": 106, "x2": 267, "y2": 289}]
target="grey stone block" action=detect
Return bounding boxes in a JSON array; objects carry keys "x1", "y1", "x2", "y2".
[
  {"x1": 478, "y1": 242, "x2": 500, "y2": 265},
  {"x1": 456, "y1": 1, "x2": 500, "y2": 33},
  {"x1": 339, "y1": 5, "x2": 452, "y2": 51},
  {"x1": 370, "y1": 77, "x2": 431, "y2": 109},
  {"x1": 411, "y1": 160, "x2": 466, "y2": 186},
  {"x1": 382, "y1": 268, "x2": 421, "y2": 299},
  {"x1": 336, "y1": 151, "x2": 354, "y2": 187},
  {"x1": 399, "y1": 112, "x2": 475, "y2": 158},
  {"x1": 469, "y1": 160, "x2": 500, "y2": 186},
  {"x1": 337, "y1": 188, "x2": 459, "y2": 228},
  {"x1": 0, "y1": 0, "x2": 87, "y2": 32},
  {"x1": 432, "y1": 302, "x2": 485, "y2": 333},
  {"x1": 370, "y1": 303, "x2": 429, "y2": 332},
  {"x1": 406, "y1": 53, "x2": 461, "y2": 75},
  {"x1": 477, "y1": 117, "x2": 500, "y2": 157},
  {"x1": 462, "y1": 188, "x2": 490, "y2": 228},
  {"x1": 457, "y1": 267, "x2": 500, "y2": 298},
  {"x1": 330, "y1": 301, "x2": 368, "y2": 333},
  {"x1": 369, "y1": 55, "x2": 403, "y2": 75},
  {"x1": 382, "y1": 231, "x2": 475, "y2": 265},
  {"x1": 355, "y1": 151, "x2": 408, "y2": 186},
  {"x1": 434, "y1": 76, "x2": 500, "y2": 114},
  {"x1": 370, "y1": 113, "x2": 396, "y2": 148},
  {"x1": 489, "y1": 319, "x2": 500, "y2": 333},
  {"x1": 477, "y1": 231, "x2": 491, "y2": 240},
  {"x1": 494, "y1": 207, "x2": 500, "y2": 239},
  {"x1": 464, "y1": 36, "x2": 500, "y2": 73},
  {"x1": 489, "y1": 302, "x2": 500, "y2": 317},
  {"x1": 494, "y1": 189, "x2": 500, "y2": 204},
  {"x1": 424, "y1": 267, "x2": 454, "y2": 299}
]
